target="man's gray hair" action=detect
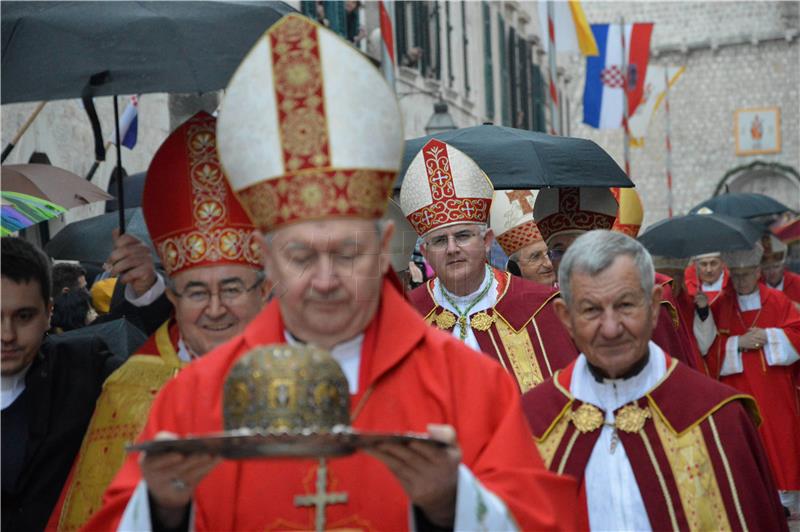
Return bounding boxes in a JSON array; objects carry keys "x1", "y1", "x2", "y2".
[{"x1": 559, "y1": 230, "x2": 655, "y2": 305}]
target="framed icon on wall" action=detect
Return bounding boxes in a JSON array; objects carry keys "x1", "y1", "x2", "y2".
[{"x1": 735, "y1": 107, "x2": 781, "y2": 156}]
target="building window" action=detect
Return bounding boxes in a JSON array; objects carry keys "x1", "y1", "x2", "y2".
[
  {"x1": 482, "y1": 2, "x2": 494, "y2": 120},
  {"x1": 445, "y1": 2, "x2": 454, "y2": 86},
  {"x1": 532, "y1": 66, "x2": 547, "y2": 132},
  {"x1": 301, "y1": 1, "x2": 363, "y2": 44},
  {"x1": 394, "y1": 1, "x2": 441, "y2": 80}
]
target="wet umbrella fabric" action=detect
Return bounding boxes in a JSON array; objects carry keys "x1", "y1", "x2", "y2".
[
  {"x1": 394, "y1": 124, "x2": 633, "y2": 191},
  {"x1": 56, "y1": 318, "x2": 147, "y2": 360},
  {"x1": 44, "y1": 207, "x2": 156, "y2": 264},
  {"x1": 2, "y1": 164, "x2": 112, "y2": 208},
  {"x1": 689, "y1": 192, "x2": 791, "y2": 219},
  {"x1": 638, "y1": 213, "x2": 763, "y2": 258},
  {"x1": 1, "y1": 1, "x2": 295, "y2": 104}
]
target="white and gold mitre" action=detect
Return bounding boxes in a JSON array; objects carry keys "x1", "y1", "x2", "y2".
[
  {"x1": 216, "y1": 13, "x2": 404, "y2": 232},
  {"x1": 489, "y1": 189, "x2": 543, "y2": 256},
  {"x1": 399, "y1": 139, "x2": 493, "y2": 237},
  {"x1": 533, "y1": 187, "x2": 618, "y2": 245}
]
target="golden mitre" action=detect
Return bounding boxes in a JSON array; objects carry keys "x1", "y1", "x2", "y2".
[{"x1": 223, "y1": 344, "x2": 350, "y2": 434}]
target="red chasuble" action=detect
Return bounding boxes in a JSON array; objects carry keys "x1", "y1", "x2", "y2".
[
  {"x1": 706, "y1": 285, "x2": 800, "y2": 490},
  {"x1": 653, "y1": 273, "x2": 701, "y2": 370},
  {"x1": 521, "y1": 357, "x2": 788, "y2": 531},
  {"x1": 87, "y1": 279, "x2": 578, "y2": 531},
  {"x1": 409, "y1": 268, "x2": 578, "y2": 393},
  {"x1": 761, "y1": 269, "x2": 800, "y2": 304}
]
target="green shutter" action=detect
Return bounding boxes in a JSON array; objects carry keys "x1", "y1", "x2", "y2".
[
  {"x1": 323, "y1": 1, "x2": 346, "y2": 37},
  {"x1": 395, "y1": 1, "x2": 407, "y2": 64},
  {"x1": 498, "y1": 16, "x2": 509, "y2": 126},
  {"x1": 532, "y1": 66, "x2": 547, "y2": 132},
  {"x1": 462, "y1": 1, "x2": 470, "y2": 95},
  {"x1": 300, "y1": 1, "x2": 316, "y2": 19},
  {"x1": 445, "y1": 1, "x2": 453, "y2": 86},
  {"x1": 508, "y1": 27, "x2": 517, "y2": 127},
  {"x1": 519, "y1": 39, "x2": 531, "y2": 130},
  {"x1": 482, "y1": 2, "x2": 494, "y2": 119}
]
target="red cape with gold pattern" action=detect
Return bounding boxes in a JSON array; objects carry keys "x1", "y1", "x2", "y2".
[
  {"x1": 86, "y1": 278, "x2": 579, "y2": 531},
  {"x1": 47, "y1": 320, "x2": 183, "y2": 531},
  {"x1": 706, "y1": 284, "x2": 800, "y2": 490},
  {"x1": 521, "y1": 356, "x2": 787, "y2": 532},
  {"x1": 409, "y1": 268, "x2": 578, "y2": 393}
]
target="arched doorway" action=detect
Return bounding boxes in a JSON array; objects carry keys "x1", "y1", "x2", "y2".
[{"x1": 714, "y1": 161, "x2": 800, "y2": 211}]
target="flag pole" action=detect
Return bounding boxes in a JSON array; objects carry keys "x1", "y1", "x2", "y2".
[
  {"x1": 620, "y1": 16, "x2": 631, "y2": 178},
  {"x1": 547, "y1": 1, "x2": 560, "y2": 135},
  {"x1": 1, "y1": 102, "x2": 47, "y2": 163},
  {"x1": 664, "y1": 67, "x2": 674, "y2": 218}
]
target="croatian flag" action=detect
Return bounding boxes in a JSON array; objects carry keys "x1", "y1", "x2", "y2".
[
  {"x1": 108, "y1": 95, "x2": 138, "y2": 149},
  {"x1": 583, "y1": 23, "x2": 653, "y2": 129}
]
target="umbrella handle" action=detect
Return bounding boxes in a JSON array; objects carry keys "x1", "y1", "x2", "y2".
[
  {"x1": 114, "y1": 96, "x2": 126, "y2": 234},
  {"x1": 1, "y1": 102, "x2": 47, "y2": 163}
]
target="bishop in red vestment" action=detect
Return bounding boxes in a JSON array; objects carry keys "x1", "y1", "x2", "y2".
[
  {"x1": 399, "y1": 141, "x2": 577, "y2": 393},
  {"x1": 87, "y1": 14, "x2": 579, "y2": 531},
  {"x1": 685, "y1": 252, "x2": 729, "y2": 303},
  {"x1": 523, "y1": 230, "x2": 787, "y2": 531},
  {"x1": 761, "y1": 233, "x2": 800, "y2": 305},
  {"x1": 695, "y1": 244, "x2": 800, "y2": 492}
]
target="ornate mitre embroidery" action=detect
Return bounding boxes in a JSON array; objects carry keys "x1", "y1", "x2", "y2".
[
  {"x1": 495, "y1": 220, "x2": 543, "y2": 256},
  {"x1": 536, "y1": 187, "x2": 617, "y2": 243}
]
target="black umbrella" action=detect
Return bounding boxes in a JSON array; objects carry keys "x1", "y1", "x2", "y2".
[
  {"x1": 394, "y1": 125, "x2": 633, "y2": 190},
  {"x1": 105, "y1": 172, "x2": 145, "y2": 213},
  {"x1": 44, "y1": 207, "x2": 156, "y2": 265},
  {"x1": 638, "y1": 213, "x2": 763, "y2": 258},
  {"x1": 56, "y1": 317, "x2": 147, "y2": 360},
  {"x1": 1, "y1": 1, "x2": 296, "y2": 103},
  {"x1": 689, "y1": 192, "x2": 792, "y2": 219}
]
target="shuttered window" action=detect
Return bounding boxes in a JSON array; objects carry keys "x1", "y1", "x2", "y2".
[{"x1": 482, "y1": 2, "x2": 494, "y2": 120}]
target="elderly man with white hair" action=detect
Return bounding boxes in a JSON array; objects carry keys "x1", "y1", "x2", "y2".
[
  {"x1": 695, "y1": 241, "x2": 800, "y2": 516},
  {"x1": 523, "y1": 230, "x2": 787, "y2": 531}
]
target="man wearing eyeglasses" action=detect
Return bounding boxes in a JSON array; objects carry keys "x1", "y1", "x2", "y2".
[
  {"x1": 50, "y1": 112, "x2": 268, "y2": 531},
  {"x1": 490, "y1": 189, "x2": 556, "y2": 287},
  {"x1": 399, "y1": 140, "x2": 577, "y2": 394},
  {"x1": 533, "y1": 186, "x2": 703, "y2": 371}
]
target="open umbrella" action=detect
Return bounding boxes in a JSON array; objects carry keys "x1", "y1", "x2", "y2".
[
  {"x1": 1, "y1": 1, "x2": 295, "y2": 104},
  {"x1": 2, "y1": 164, "x2": 112, "y2": 207},
  {"x1": 44, "y1": 207, "x2": 156, "y2": 264},
  {"x1": 1, "y1": 191, "x2": 66, "y2": 236},
  {"x1": 394, "y1": 125, "x2": 633, "y2": 190},
  {"x1": 638, "y1": 213, "x2": 763, "y2": 258},
  {"x1": 689, "y1": 192, "x2": 791, "y2": 219},
  {"x1": 56, "y1": 317, "x2": 147, "y2": 360}
]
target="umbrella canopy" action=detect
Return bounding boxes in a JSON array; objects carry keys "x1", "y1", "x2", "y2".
[
  {"x1": 2, "y1": 164, "x2": 112, "y2": 208},
  {"x1": 105, "y1": 171, "x2": 145, "y2": 212},
  {"x1": 56, "y1": 317, "x2": 147, "y2": 360},
  {"x1": 689, "y1": 192, "x2": 792, "y2": 219},
  {"x1": 44, "y1": 207, "x2": 156, "y2": 264},
  {"x1": 1, "y1": 191, "x2": 66, "y2": 236},
  {"x1": 394, "y1": 125, "x2": 633, "y2": 190},
  {"x1": 638, "y1": 213, "x2": 763, "y2": 258},
  {"x1": 1, "y1": 1, "x2": 295, "y2": 104}
]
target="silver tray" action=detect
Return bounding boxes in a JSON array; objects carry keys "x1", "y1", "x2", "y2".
[{"x1": 127, "y1": 427, "x2": 444, "y2": 459}]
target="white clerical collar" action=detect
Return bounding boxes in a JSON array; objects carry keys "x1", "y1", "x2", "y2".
[
  {"x1": 737, "y1": 290, "x2": 762, "y2": 311},
  {"x1": 571, "y1": 342, "x2": 667, "y2": 415},
  {"x1": 1, "y1": 362, "x2": 31, "y2": 410},
  {"x1": 437, "y1": 266, "x2": 495, "y2": 305},
  {"x1": 701, "y1": 275, "x2": 723, "y2": 292},
  {"x1": 768, "y1": 278, "x2": 785, "y2": 291},
  {"x1": 176, "y1": 338, "x2": 194, "y2": 362},
  {"x1": 284, "y1": 330, "x2": 363, "y2": 394}
]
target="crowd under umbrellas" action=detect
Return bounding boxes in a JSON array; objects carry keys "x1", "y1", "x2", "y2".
[{"x1": 2, "y1": 5, "x2": 799, "y2": 532}]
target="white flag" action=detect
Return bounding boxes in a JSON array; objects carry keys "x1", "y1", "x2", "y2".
[{"x1": 629, "y1": 66, "x2": 684, "y2": 147}]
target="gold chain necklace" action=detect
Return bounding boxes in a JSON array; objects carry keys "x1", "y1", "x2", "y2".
[{"x1": 438, "y1": 266, "x2": 493, "y2": 341}]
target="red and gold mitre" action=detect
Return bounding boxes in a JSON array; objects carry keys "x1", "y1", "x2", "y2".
[
  {"x1": 489, "y1": 189, "x2": 543, "y2": 256},
  {"x1": 533, "y1": 187, "x2": 618, "y2": 245},
  {"x1": 399, "y1": 139, "x2": 493, "y2": 237},
  {"x1": 216, "y1": 14, "x2": 403, "y2": 233},
  {"x1": 142, "y1": 112, "x2": 260, "y2": 276},
  {"x1": 611, "y1": 187, "x2": 644, "y2": 237}
]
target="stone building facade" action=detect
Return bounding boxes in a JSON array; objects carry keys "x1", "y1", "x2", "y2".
[{"x1": 2, "y1": 1, "x2": 797, "y2": 243}]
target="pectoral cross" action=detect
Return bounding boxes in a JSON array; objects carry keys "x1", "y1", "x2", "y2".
[{"x1": 294, "y1": 458, "x2": 349, "y2": 532}]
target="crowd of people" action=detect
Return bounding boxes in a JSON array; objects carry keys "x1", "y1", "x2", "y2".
[{"x1": 2, "y1": 13, "x2": 798, "y2": 532}]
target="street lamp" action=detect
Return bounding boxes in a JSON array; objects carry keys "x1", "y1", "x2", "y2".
[{"x1": 424, "y1": 101, "x2": 457, "y2": 136}]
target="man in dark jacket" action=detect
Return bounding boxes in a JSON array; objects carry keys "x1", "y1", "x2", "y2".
[{"x1": 1, "y1": 237, "x2": 122, "y2": 531}]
